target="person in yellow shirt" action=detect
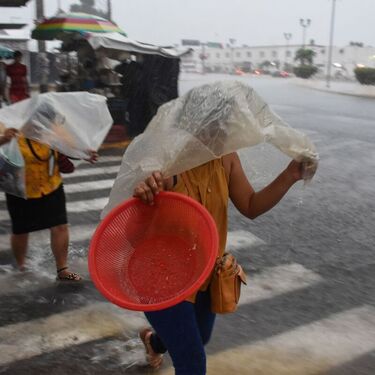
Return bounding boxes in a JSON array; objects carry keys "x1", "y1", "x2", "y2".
[{"x1": 1, "y1": 128, "x2": 97, "y2": 280}]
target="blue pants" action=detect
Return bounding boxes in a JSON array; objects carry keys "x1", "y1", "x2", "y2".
[{"x1": 144, "y1": 291, "x2": 216, "y2": 375}]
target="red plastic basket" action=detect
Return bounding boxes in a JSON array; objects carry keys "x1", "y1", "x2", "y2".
[{"x1": 88, "y1": 191, "x2": 219, "y2": 311}]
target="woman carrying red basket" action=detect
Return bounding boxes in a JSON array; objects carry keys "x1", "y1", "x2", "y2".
[{"x1": 134, "y1": 153, "x2": 314, "y2": 374}]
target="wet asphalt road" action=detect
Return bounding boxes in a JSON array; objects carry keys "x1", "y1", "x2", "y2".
[{"x1": 0, "y1": 74, "x2": 374, "y2": 374}]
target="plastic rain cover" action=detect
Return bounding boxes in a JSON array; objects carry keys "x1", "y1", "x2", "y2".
[
  {"x1": 0, "y1": 138, "x2": 26, "y2": 198},
  {"x1": 102, "y1": 81, "x2": 319, "y2": 218},
  {"x1": 0, "y1": 92, "x2": 113, "y2": 159}
]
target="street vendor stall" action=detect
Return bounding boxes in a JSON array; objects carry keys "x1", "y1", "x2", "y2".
[{"x1": 32, "y1": 13, "x2": 191, "y2": 139}]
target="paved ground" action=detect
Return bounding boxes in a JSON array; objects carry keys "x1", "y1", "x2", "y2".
[{"x1": 0, "y1": 74, "x2": 374, "y2": 374}]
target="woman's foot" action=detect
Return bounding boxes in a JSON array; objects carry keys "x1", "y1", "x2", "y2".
[
  {"x1": 139, "y1": 328, "x2": 163, "y2": 369},
  {"x1": 56, "y1": 266, "x2": 82, "y2": 281}
]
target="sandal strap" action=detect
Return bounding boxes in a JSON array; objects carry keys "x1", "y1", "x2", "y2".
[{"x1": 57, "y1": 266, "x2": 68, "y2": 274}]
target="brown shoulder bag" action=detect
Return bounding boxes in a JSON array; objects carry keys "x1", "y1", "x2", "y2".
[{"x1": 210, "y1": 253, "x2": 247, "y2": 314}]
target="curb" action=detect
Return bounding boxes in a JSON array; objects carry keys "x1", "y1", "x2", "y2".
[
  {"x1": 100, "y1": 139, "x2": 132, "y2": 150},
  {"x1": 291, "y1": 79, "x2": 375, "y2": 99}
]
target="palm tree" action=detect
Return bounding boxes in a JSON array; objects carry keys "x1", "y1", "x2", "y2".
[{"x1": 294, "y1": 48, "x2": 316, "y2": 66}]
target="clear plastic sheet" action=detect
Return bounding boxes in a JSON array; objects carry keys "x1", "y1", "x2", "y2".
[
  {"x1": 0, "y1": 92, "x2": 113, "y2": 159},
  {"x1": 102, "y1": 81, "x2": 319, "y2": 218},
  {"x1": 0, "y1": 138, "x2": 26, "y2": 198}
]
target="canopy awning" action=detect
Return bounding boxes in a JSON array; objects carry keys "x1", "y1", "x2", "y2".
[
  {"x1": 0, "y1": 0, "x2": 30, "y2": 6},
  {"x1": 84, "y1": 32, "x2": 192, "y2": 60}
]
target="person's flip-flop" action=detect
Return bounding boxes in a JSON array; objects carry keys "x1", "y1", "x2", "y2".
[
  {"x1": 139, "y1": 328, "x2": 163, "y2": 369},
  {"x1": 56, "y1": 267, "x2": 82, "y2": 281}
]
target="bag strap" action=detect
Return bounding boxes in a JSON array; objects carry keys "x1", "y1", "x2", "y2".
[{"x1": 26, "y1": 138, "x2": 53, "y2": 162}]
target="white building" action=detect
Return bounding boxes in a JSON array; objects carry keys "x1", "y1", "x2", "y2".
[{"x1": 180, "y1": 42, "x2": 375, "y2": 77}]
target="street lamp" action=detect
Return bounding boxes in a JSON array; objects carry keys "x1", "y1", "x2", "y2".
[
  {"x1": 300, "y1": 18, "x2": 311, "y2": 48},
  {"x1": 326, "y1": 0, "x2": 337, "y2": 88},
  {"x1": 229, "y1": 38, "x2": 236, "y2": 74},
  {"x1": 283, "y1": 32, "x2": 292, "y2": 69}
]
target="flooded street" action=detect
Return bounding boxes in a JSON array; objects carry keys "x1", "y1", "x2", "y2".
[{"x1": 1, "y1": 74, "x2": 375, "y2": 374}]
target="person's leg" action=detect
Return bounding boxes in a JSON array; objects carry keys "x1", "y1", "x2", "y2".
[
  {"x1": 194, "y1": 291, "x2": 216, "y2": 346},
  {"x1": 50, "y1": 224, "x2": 81, "y2": 280},
  {"x1": 145, "y1": 301, "x2": 207, "y2": 375},
  {"x1": 11, "y1": 233, "x2": 29, "y2": 271}
]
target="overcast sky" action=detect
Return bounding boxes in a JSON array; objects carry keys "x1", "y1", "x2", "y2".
[{"x1": 3, "y1": 0, "x2": 375, "y2": 48}]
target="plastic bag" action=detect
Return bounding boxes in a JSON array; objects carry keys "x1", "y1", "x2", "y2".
[
  {"x1": 102, "y1": 81, "x2": 319, "y2": 218},
  {"x1": 0, "y1": 138, "x2": 26, "y2": 198},
  {"x1": 0, "y1": 92, "x2": 113, "y2": 159}
]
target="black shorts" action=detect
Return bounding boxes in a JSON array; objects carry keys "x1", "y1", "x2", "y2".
[{"x1": 6, "y1": 184, "x2": 68, "y2": 234}]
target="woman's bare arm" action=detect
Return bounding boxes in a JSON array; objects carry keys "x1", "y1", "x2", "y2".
[{"x1": 223, "y1": 152, "x2": 305, "y2": 219}]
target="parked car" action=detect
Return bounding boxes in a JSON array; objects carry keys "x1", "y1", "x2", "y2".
[{"x1": 271, "y1": 70, "x2": 290, "y2": 78}]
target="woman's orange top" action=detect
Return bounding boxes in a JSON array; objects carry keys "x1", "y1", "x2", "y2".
[
  {"x1": 172, "y1": 158, "x2": 229, "y2": 302},
  {"x1": 18, "y1": 136, "x2": 62, "y2": 199}
]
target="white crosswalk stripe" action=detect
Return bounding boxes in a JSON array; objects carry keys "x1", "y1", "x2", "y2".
[
  {"x1": 64, "y1": 165, "x2": 120, "y2": 179},
  {"x1": 160, "y1": 306, "x2": 375, "y2": 375},
  {"x1": 0, "y1": 302, "x2": 146, "y2": 367}
]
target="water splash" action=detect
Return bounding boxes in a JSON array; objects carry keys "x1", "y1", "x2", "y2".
[{"x1": 90, "y1": 337, "x2": 148, "y2": 369}]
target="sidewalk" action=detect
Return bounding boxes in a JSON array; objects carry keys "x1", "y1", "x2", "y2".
[{"x1": 291, "y1": 78, "x2": 375, "y2": 99}]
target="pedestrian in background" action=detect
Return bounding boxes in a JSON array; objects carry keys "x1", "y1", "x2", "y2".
[
  {"x1": 0, "y1": 126, "x2": 97, "y2": 280},
  {"x1": 6, "y1": 51, "x2": 29, "y2": 104},
  {"x1": 0, "y1": 57, "x2": 8, "y2": 107}
]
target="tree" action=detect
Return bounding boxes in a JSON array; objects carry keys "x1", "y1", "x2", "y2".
[
  {"x1": 294, "y1": 48, "x2": 317, "y2": 79},
  {"x1": 294, "y1": 48, "x2": 316, "y2": 65},
  {"x1": 70, "y1": 0, "x2": 107, "y2": 18}
]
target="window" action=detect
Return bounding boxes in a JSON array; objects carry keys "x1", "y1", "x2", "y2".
[
  {"x1": 225, "y1": 52, "x2": 230, "y2": 58},
  {"x1": 216, "y1": 52, "x2": 221, "y2": 58},
  {"x1": 272, "y1": 50, "x2": 278, "y2": 58},
  {"x1": 247, "y1": 51, "x2": 252, "y2": 58},
  {"x1": 259, "y1": 51, "x2": 265, "y2": 58},
  {"x1": 236, "y1": 52, "x2": 241, "y2": 58},
  {"x1": 339, "y1": 49, "x2": 345, "y2": 54},
  {"x1": 286, "y1": 50, "x2": 291, "y2": 57}
]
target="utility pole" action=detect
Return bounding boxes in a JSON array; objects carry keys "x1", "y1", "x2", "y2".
[
  {"x1": 300, "y1": 18, "x2": 311, "y2": 48},
  {"x1": 283, "y1": 32, "x2": 292, "y2": 69},
  {"x1": 35, "y1": 0, "x2": 46, "y2": 53},
  {"x1": 200, "y1": 42, "x2": 206, "y2": 74},
  {"x1": 229, "y1": 38, "x2": 236, "y2": 74},
  {"x1": 107, "y1": 0, "x2": 112, "y2": 21},
  {"x1": 326, "y1": 0, "x2": 337, "y2": 88},
  {"x1": 36, "y1": 0, "x2": 49, "y2": 93}
]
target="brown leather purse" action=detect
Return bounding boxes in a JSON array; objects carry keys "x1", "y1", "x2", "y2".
[{"x1": 210, "y1": 253, "x2": 247, "y2": 314}]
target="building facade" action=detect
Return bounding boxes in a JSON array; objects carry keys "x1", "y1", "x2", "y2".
[{"x1": 180, "y1": 41, "x2": 375, "y2": 77}]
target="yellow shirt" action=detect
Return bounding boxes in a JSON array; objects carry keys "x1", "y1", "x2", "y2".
[
  {"x1": 18, "y1": 136, "x2": 62, "y2": 199},
  {"x1": 172, "y1": 158, "x2": 229, "y2": 302}
]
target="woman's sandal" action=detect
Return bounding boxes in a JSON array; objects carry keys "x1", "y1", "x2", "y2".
[
  {"x1": 56, "y1": 267, "x2": 82, "y2": 281},
  {"x1": 139, "y1": 328, "x2": 163, "y2": 369}
]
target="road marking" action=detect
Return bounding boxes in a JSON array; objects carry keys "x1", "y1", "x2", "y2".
[
  {"x1": 240, "y1": 263, "x2": 323, "y2": 305},
  {"x1": 63, "y1": 179, "x2": 114, "y2": 193},
  {"x1": 227, "y1": 230, "x2": 265, "y2": 250},
  {"x1": 160, "y1": 306, "x2": 375, "y2": 375},
  {"x1": 0, "y1": 302, "x2": 146, "y2": 367},
  {"x1": 93, "y1": 155, "x2": 123, "y2": 163},
  {"x1": 66, "y1": 197, "x2": 108, "y2": 213},
  {"x1": 0, "y1": 223, "x2": 97, "y2": 252},
  {"x1": 64, "y1": 165, "x2": 120, "y2": 179}
]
